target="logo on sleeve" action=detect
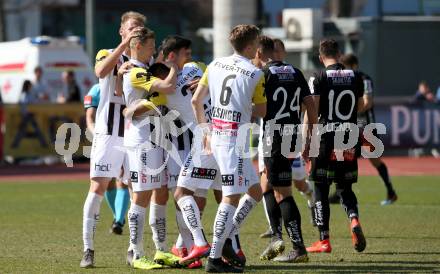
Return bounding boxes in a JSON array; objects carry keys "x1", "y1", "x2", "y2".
[
  {"x1": 221, "y1": 174, "x2": 234, "y2": 186},
  {"x1": 84, "y1": 95, "x2": 92, "y2": 105}
]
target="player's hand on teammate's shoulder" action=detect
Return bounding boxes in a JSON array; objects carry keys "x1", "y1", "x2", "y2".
[{"x1": 118, "y1": 61, "x2": 133, "y2": 76}]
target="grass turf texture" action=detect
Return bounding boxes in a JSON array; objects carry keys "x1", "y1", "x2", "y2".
[{"x1": 0, "y1": 176, "x2": 439, "y2": 273}]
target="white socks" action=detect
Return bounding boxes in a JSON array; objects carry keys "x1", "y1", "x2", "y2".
[
  {"x1": 149, "y1": 203, "x2": 167, "y2": 251},
  {"x1": 128, "y1": 203, "x2": 147, "y2": 258},
  {"x1": 83, "y1": 192, "x2": 103, "y2": 251},
  {"x1": 229, "y1": 194, "x2": 258, "y2": 253},
  {"x1": 177, "y1": 195, "x2": 207, "y2": 247},
  {"x1": 210, "y1": 203, "x2": 236, "y2": 259},
  {"x1": 176, "y1": 209, "x2": 195, "y2": 249},
  {"x1": 228, "y1": 194, "x2": 257, "y2": 237}
]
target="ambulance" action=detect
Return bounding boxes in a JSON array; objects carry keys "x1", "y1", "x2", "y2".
[{"x1": 0, "y1": 36, "x2": 96, "y2": 103}]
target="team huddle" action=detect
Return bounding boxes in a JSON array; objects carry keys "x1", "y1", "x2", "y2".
[{"x1": 80, "y1": 11, "x2": 397, "y2": 273}]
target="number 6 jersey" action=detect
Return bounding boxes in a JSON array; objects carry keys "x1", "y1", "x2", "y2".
[{"x1": 199, "y1": 54, "x2": 266, "y2": 145}]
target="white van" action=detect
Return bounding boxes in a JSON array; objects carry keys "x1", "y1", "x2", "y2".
[{"x1": 0, "y1": 36, "x2": 96, "y2": 103}]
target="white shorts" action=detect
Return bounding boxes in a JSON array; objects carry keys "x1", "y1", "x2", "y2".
[
  {"x1": 127, "y1": 146, "x2": 165, "y2": 192},
  {"x1": 213, "y1": 145, "x2": 259, "y2": 197},
  {"x1": 164, "y1": 128, "x2": 192, "y2": 188},
  {"x1": 90, "y1": 133, "x2": 127, "y2": 179},
  {"x1": 177, "y1": 152, "x2": 222, "y2": 192}
]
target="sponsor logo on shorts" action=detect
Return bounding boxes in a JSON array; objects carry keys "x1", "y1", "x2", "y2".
[
  {"x1": 181, "y1": 155, "x2": 192, "y2": 177},
  {"x1": 222, "y1": 174, "x2": 234, "y2": 186},
  {"x1": 237, "y1": 157, "x2": 243, "y2": 176},
  {"x1": 95, "y1": 163, "x2": 111, "y2": 172},
  {"x1": 169, "y1": 174, "x2": 179, "y2": 182},
  {"x1": 141, "y1": 152, "x2": 147, "y2": 166},
  {"x1": 191, "y1": 168, "x2": 216, "y2": 180},
  {"x1": 130, "y1": 171, "x2": 138, "y2": 183}
]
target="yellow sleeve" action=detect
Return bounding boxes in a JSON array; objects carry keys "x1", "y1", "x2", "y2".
[
  {"x1": 199, "y1": 68, "x2": 209, "y2": 87},
  {"x1": 140, "y1": 94, "x2": 167, "y2": 110},
  {"x1": 252, "y1": 75, "x2": 266, "y2": 104},
  {"x1": 195, "y1": 61, "x2": 207, "y2": 72},
  {"x1": 130, "y1": 67, "x2": 159, "y2": 92},
  {"x1": 95, "y1": 49, "x2": 109, "y2": 68}
]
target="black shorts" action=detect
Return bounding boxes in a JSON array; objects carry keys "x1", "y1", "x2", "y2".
[
  {"x1": 264, "y1": 155, "x2": 293, "y2": 187},
  {"x1": 309, "y1": 137, "x2": 358, "y2": 185}
]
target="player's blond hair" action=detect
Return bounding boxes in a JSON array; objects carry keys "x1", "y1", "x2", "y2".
[
  {"x1": 229, "y1": 24, "x2": 260, "y2": 53},
  {"x1": 129, "y1": 27, "x2": 155, "y2": 48},
  {"x1": 121, "y1": 11, "x2": 147, "y2": 26}
]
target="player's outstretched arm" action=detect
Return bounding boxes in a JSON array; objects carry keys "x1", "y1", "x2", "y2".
[{"x1": 95, "y1": 27, "x2": 143, "y2": 78}]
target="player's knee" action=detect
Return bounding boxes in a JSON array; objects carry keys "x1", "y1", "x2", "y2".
[
  {"x1": 173, "y1": 186, "x2": 192, "y2": 202},
  {"x1": 194, "y1": 195, "x2": 207, "y2": 211},
  {"x1": 89, "y1": 178, "x2": 110, "y2": 195},
  {"x1": 213, "y1": 189, "x2": 222, "y2": 204},
  {"x1": 222, "y1": 194, "x2": 241, "y2": 207},
  {"x1": 273, "y1": 187, "x2": 291, "y2": 203},
  {"x1": 132, "y1": 192, "x2": 150, "y2": 208},
  {"x1": 247, "y1": 183, "x2": 262, "y2": 202}
]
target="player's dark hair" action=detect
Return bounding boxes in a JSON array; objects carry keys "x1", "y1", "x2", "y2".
[
  {"x1": 161, "y1": 35, "x2": 192, "y2": 58},
  {"x1": 340, "y1": 53, "x2": 359, "y2": 67},
  {"x1": 319, "y1": 39, "x2": 340, "y2": 58},
  {"x1": 149, "y1": 63, "x2": 170, "y2": 80},
  {"x1": 273, "y1": 38, "x2": 285, "y2": 51},
  {"x1": 258, "y1": 35, "x2": 274, "y2": 57},
  {"x1": 229, "y1": 24, "x2": 260, "y2": 53}
]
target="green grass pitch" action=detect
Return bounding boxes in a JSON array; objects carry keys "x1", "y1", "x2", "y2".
[{"x1": 0, "y1": 176, "x2": 439, "y2": 273}]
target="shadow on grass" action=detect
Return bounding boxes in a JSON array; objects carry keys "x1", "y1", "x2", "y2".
[{"x1": 247, "y1": 263, "x2": 437, "y2": 273}]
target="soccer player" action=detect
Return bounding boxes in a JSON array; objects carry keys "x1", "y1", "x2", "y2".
[
  {"x1": 191, "y1": 24, "x2": 266, "y2": 273},
  {"x1": 158, "y1": 36, "x2": 217, "y2": 269},
  {"x1": 146, "y1": 35, "x2": 210, "y2": 269},
  {"x1": 121, "y1": 27, "x2": 180, "y2": 270},
  {"x1": 254, "y1": 35, "x2": 317, "y2": 263},
  {"x1": 338, "y1": 53, "x2": 397, "y2": 206},
  {"x1": 80, "y1": 11, "x2": 146, "y2": 268},
  {"x1": 307, "y1": 39, "x2": 367, "y2": 253},
  {"x1": 83, "y1": 83, "x2": 130, "y2": 235},
  {"x1": 259, "y1": 38, "x2": 314, "y2": 240}
]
